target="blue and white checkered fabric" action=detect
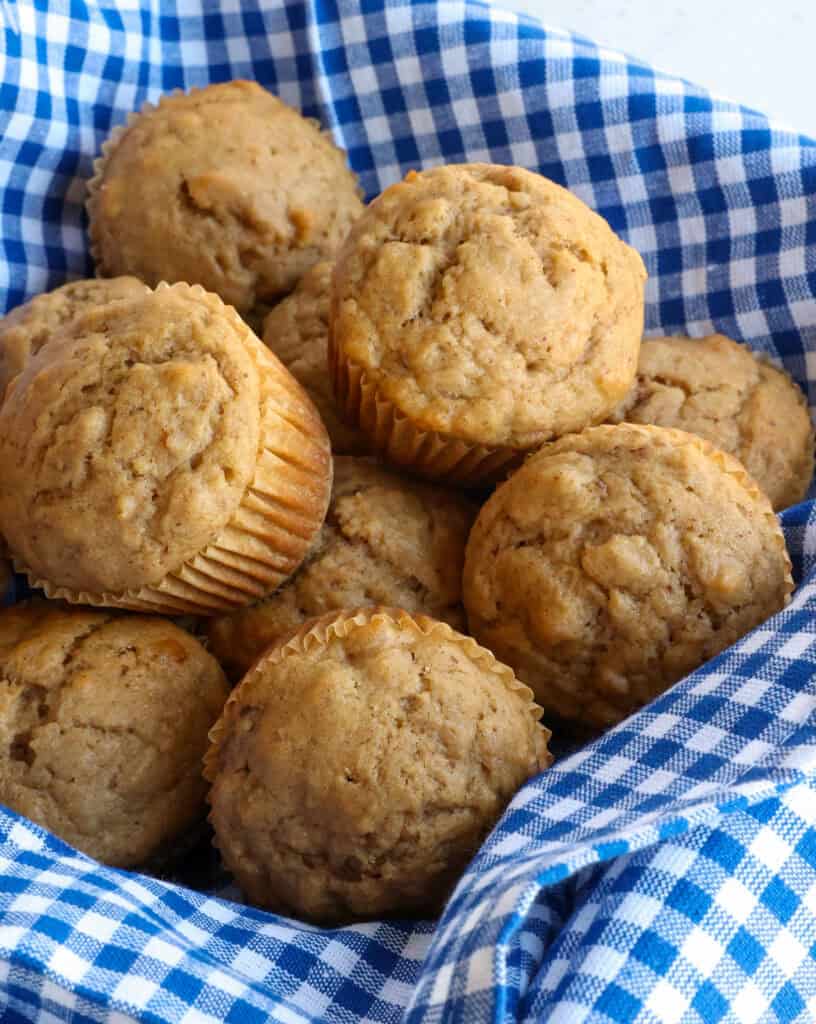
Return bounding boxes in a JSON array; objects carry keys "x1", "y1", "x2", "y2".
[{"x1": 2, "y1": 1, "x2": 816, "y2": 1021}]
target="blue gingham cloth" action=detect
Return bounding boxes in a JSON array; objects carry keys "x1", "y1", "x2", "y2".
[{"x1": 2, "y1": 1, "x2": 816, "y2": 1021}]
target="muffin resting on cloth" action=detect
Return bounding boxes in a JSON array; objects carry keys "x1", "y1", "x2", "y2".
[
  {"x1": 330, "y1": 162, "x2": 647, "y2": 483},
  {"x1": 0, "y1": 276, "x2": 147, "y2": 402},
  {"x1": 205, "y1": 606, "x2": 551, "y2": 923},
  {"x1": 207, "y1": 456, "x2": 476, "y2": 679},
  {"x1": 610, "y1": 333, "x2": 814, "y2": 510},
  {"x1": 263, "y1": 261, "x2": 369, "y2": 455},
  {"x1": 87, "y1": 80, "x2": 363, "y2": 315},
  {"x1": 0, "y1": 282, "x2": 331, "y2": 615},
  {"x1": 0, "y1": 602, "x2": 229, "y2": 867},
  {"x1": 464, "y1": 423, "x2": 793, "y2": 730}
]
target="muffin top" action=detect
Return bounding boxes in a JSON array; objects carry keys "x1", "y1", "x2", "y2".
[
  {"x1": 207, "y1": 456, "x2": 476, "y2": 678},
  {"x1": 0, "y1": 283, "x2": 261, "y2": 596},
  {"x1": 205, "y1": 607, "x2": 550, "y2": 922},
  {"x1": 464, "y1": 424, "x2": 792, "y2": 728},
  {"x1": 611, "y1": 333, "x2": 813, "y2": 510},
  {"x1": 88, "y1": 80, "x2": 364, "y2": 314},
  {"x1": 0, "y1": 602, "x2": 228, "y2": 866},
  {"x1": 0, "y1": 276, "x2": 148, "y2": 403},
  {"x1": 331, "y1": 163, "x2": 646, "y2": 448},
  {"x1": 263, "y1": 261, "x2": 368, "y2": 454}
]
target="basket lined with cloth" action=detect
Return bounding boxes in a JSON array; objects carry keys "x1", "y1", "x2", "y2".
[{"x1": 1, "y1": 0, "x2": 816, "y2": 1021}]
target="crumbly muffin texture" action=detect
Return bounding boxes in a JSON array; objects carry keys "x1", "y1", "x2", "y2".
[
  {"x1": 263, "y1": 261, "x2": 368, "y2": 454},
  {"x1": 331, "y1": 163, "x2": 646, "y2": 449},
  {"x1": 206, "y1": 607, "x2": 551, "y2": 923},
  {"x1": 207, "y1": 456, "x2": 476, "y2": 678},
  {"x1": 611, "y1": 333, "x2": 814, "y2": 511},
  {"x1": 0, "y1": 285, "x2": 261, "y2": 597},
  {"x1": 0, "y1": 603, "x2": 229, "y2": 867},
  {"x1": 464, "y1": 424, "x2": 792, "y2": 729},
  {"x1": 89, "y1": 80, "x2": 363, "y2": 314},
  {"x1": 0, "y1": 276, "x2": 148, "y2": 403}
]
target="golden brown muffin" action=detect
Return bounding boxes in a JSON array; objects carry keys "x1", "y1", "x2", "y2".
[
  {"x1": 0, "y1": 276, "x2": 148, "y2": 403},
  {"x1": 87, "y1": 80, "x2": 364, "y2": 315},
  {"x1": 0, "y1": 282, "x2": 332, "y2": 615},
  {"x1": 205, "y1": 606, "x2": 551, "y2": 923},
  {"x1": 610, "y1": 334, "x2": 813, "y2": 511},
  {"x1": 330, "y1": 163, "x2": 647, "y2": 483},
  {"x1": 207, "y1": 456, "x2": 476, "y2": 679},
  {"x1": 463, "y1": 424, "x2": 792, "y2": 730},
  {"x1": 0, "y1": 602, "x2": 229, "y2": 867},
  {"x1": 263, "y1": 261, "x2": 368, "y2": 454}
]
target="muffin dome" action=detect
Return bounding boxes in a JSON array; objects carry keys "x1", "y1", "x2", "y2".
[
  {"x1": 330, "y1": 163, "x2": 646, "y2": 482},
  {"x1": 88, "y1": 80, "x2": 364, "y2": 314},
  {"x1": 464, "y1": 423, "x2": 792, "y2": 728},
  {"x1": 205, "y1": 607, "x2": 551, "y2": 922},
  {"x1": 611, "y1": 333, "x2": 814, "y2": 511},
  {"x1": 0, "y1": 602, "x2": 229, "y2": 867}
]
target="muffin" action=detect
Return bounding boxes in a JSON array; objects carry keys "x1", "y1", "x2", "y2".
[
  {"x1": 0, "y1": 602, "x2": 229, "y2": 867},
  {"x1": 330, "y1": 163, "x2": 647, "y2": 483},
  {"x1": 463, "y1": 423, "x2": 792, "y2": 730},
  {"x1": 263, "y1": 261, "x2": 368, "y2": 454},
  {"x1": 207, "y1": 456, "x2": 476, "y2": 679},
  {"x1": 0, "y1": 282, "x2": 332, "y2": 615},
  {"x1": 205, "y1": 606, "x2": 551, "y2": 923},
  {"x1": 0, "y1": 276, "x2": 148, "y2": 402},
  {"x1": 610, "y1": 333, "x2": 814, "y2": 510},
  {"x1": 87, "y1": 80, "x2": 364, "y2": 315}
]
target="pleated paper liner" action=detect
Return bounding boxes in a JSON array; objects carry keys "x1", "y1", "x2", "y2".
[
  {"x1": 329, "y1": 338, "x2": 524, "y2": 487},
  {"x1": 17, "y1": 283, "x2": 333, "y2": 617},
  {"x1": 204, "y1": 604, "x2": 554, "y2": 785}
]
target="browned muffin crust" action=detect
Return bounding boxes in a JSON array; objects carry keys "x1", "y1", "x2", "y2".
[{"x1": 205, "y1": 607, "x2": 551, "y2": 922}]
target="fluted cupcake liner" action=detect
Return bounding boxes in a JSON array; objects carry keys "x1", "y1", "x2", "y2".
[
  {"x1": 329, "y1": 339, "x2": 522, "y2": 487},
  {"x1": 18, "y1": 283, "x2": 333, "y2": 616}
]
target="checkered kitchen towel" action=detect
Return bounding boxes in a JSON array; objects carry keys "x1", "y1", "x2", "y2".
[{"x1": 2, "y1": 1, "x2": 816, "y2": 1021}]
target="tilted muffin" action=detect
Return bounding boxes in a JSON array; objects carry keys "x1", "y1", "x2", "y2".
[
  {"x1": 88, "y1": 80, "x2": 364, "y2": 315},
  {"x1": 330, "y1": 163, "x2": 647, "y2": 483},
  {"x1": 464, "y1": 424, "x2": 792, "y2": 730},
  {"x1": 263, "y1": 261, "x2": 368, "y2": 454},
  {"x1": 207, "y1": 456, "x2": 476, "y2": 679},
  {"x1": 0, "y1": 276, "x2": 148, "y2": 402},
  {"x1": 0, "y1": 602, "x2": 229, "y2": 867},
  {"x1": 205, "y1": 606, "x2": 551, "y2": 923},
  {"x1": 0, "y1": 282, "x2": 332, "y2": 615},
  {"x1": 610, "y1": 333, "x2": 814, "y2": 510}
]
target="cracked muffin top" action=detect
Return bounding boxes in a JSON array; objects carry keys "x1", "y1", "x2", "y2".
[
  {"x1": 0, "y1": 602, "x2": 229, "y2": 866},
  {"x1": 0, "y1": 284, "x2": 260, "y2": 596},
  {"x1": 207, "y1": 456, "x2": 476, "y2": 678},
  {"x1": 463, "y1": 423, "x2": 792, "y2": 729},
  {"x1": 205, "y1": 606, "x2": 551, "y2": 922},
  {"x1": 88, "y1": 80, "x2": 363, "y2": 314},
  {"x1": 610, "y1": 333, "x2": 813, "y2": 511},
  {"x1": 0, "y1": 276, "x2": 148, "y2": 404},
  {"x1": 330, "y1": 163, "x2": 647, "y2": 449}
]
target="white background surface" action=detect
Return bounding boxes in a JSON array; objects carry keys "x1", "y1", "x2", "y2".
[{"x1": 503, "y1": 0, "x2": 816, "y2": 138}]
